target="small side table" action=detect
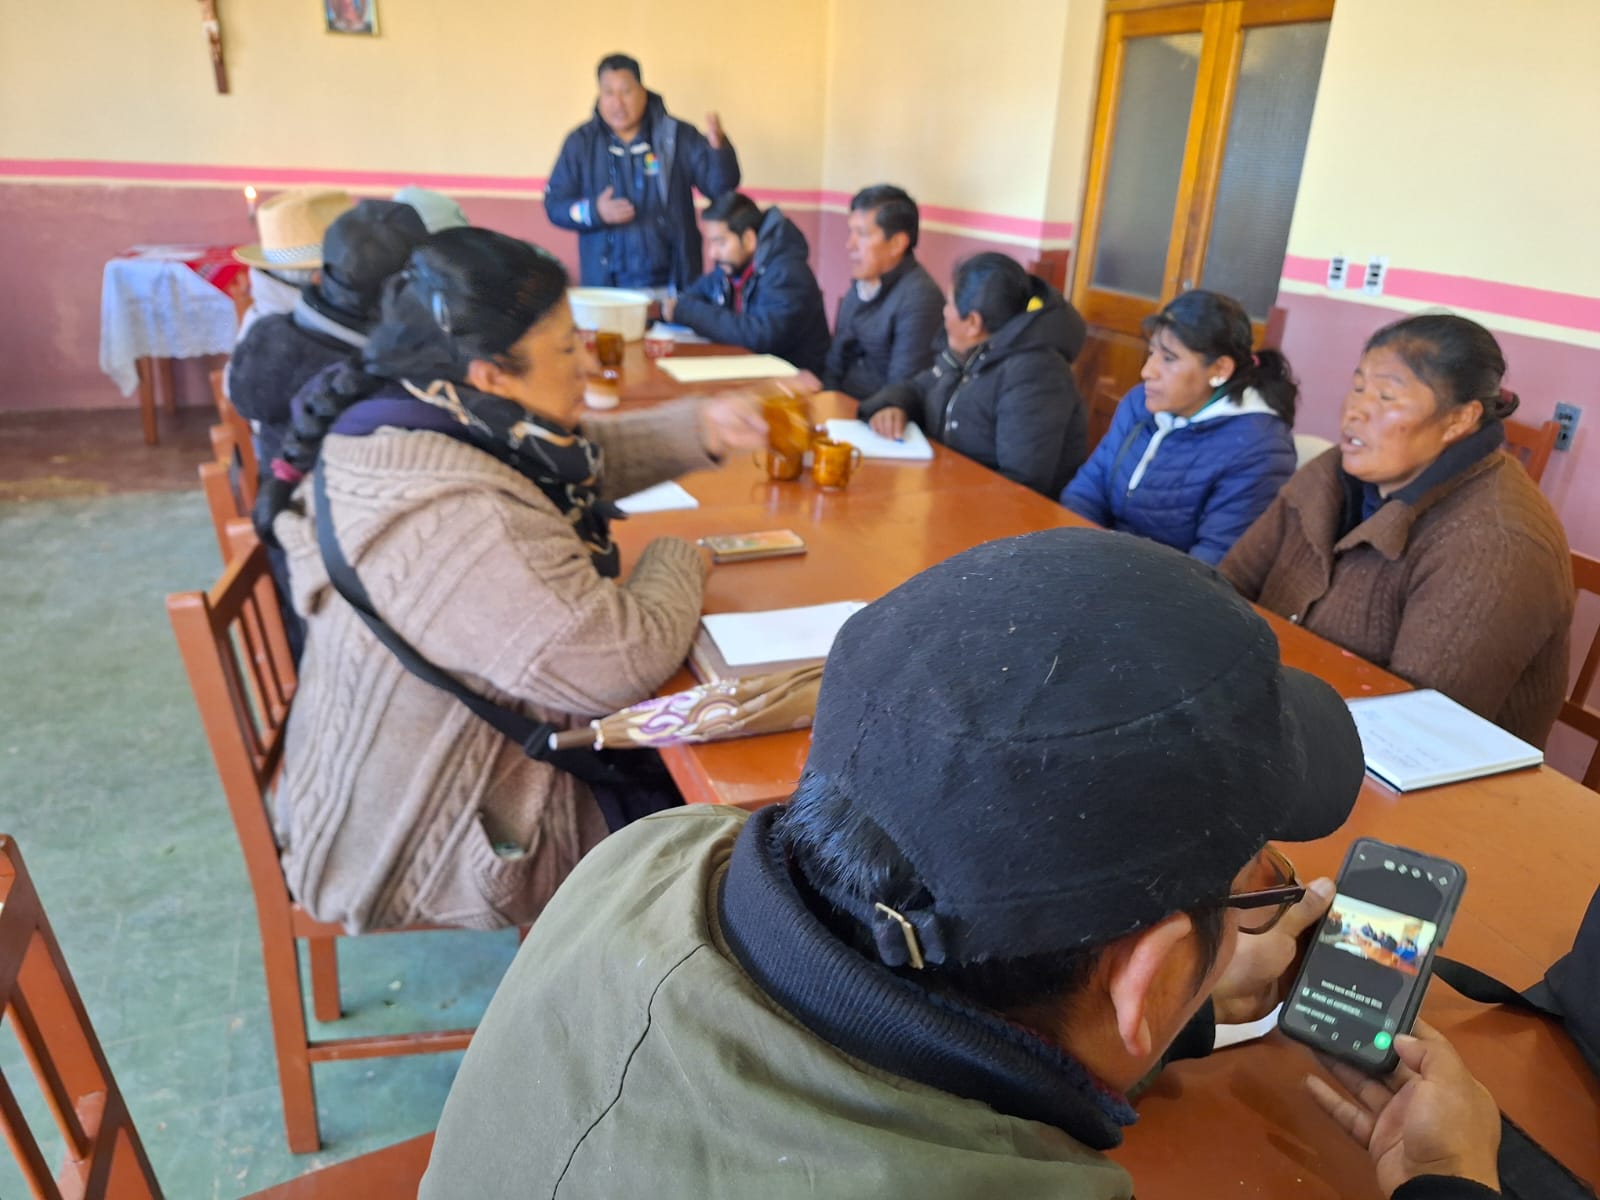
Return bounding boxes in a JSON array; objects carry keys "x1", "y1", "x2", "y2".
[{"x1": 100, "y1": 246, "x2": 247, "y2": 444}]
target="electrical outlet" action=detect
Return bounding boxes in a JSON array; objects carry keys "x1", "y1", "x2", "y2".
[
  {"x1": 1327, "y1": 255, "x2": 1348, "y2": 290},
  {"x1": 1554, "y1": 402, "x2": 1581, "y2": 451}
]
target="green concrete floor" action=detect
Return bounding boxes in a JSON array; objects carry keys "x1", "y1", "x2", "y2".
[{"x1": 0, "y1": 491, "x2": 517, "y2": 1198}]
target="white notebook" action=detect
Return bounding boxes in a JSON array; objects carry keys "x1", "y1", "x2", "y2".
[
  {"x1": 615, "y1": 481, "x2": 699, "y2": 514},
  {"x1": 823, "y1": 418, "x2": 935, "y2": 461},
  {"x1": 1346, "y1": 689, "x2": 1543, "y2": 792},
  {"x1": 701, "y1": 601, "x2": 867, "y2": 668},
  {"x1": 656, "y1": 354, "x2": 798, "y2": 383}
]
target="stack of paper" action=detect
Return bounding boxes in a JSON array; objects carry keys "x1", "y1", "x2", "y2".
[
  {"x1": 692, "y1": 600, "x2": 866, "y2": 682},
  {"x1": 824, "y1": 418, "x2": 935, "y2": 461},
  {"x1": 656, "y1": 354, "x2": 799, "y2": 384},
  {"x1": 1346, "y1": 689, "x2": 1543, "y2": 791},
  {"x1": 616, "y1": 481, "x2": 699, "y2": 514}
]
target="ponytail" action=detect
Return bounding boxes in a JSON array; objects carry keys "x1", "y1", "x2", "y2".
[
  {"x1": 253, "y1": 360, "x2": 383, "y2": 543},
  {"x1": 1145, "y1": 289, "x2": 1299, "y2": 425}
]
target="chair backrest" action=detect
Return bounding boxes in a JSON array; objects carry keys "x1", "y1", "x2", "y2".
[
  {"x1": 167, "y1": 537, "x2": 298, "y2": 930},
  {"x1": 198, "y1": 461, "x2": 247, "y2": 562},
  {"x1": 208, "y1": 367, "x2": 228, "y2": 418},
  {"x1": 1562, "y1": 551, "x2": 1600, "y2": 791},
  {"x1": 1025, "y1": 249, "x2": 1071, "y2": 294},
  {"x1": 212, "y1": 391, "x2": 260, "y2": 509},
  {"x1": 1504, "y1": 419, "x2": 1559, "y2": 485},
  {"x1": 1086, "y1": 374, "x2": 1121, "y2": 454},
  {"x1": 0, "y1": 837, "x2": 163, "y2": 1199},
  {"x1": 1294, "y1": 433, "x2": 1334, "y2": 468}
]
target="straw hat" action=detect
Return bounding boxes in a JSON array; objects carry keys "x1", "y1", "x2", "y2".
[{"x1": 234, "y1": 187, "x2": 356, "y2": 270}]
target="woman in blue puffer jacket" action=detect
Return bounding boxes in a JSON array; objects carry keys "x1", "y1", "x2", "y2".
[{"x1": 1062, "y1": 290, "x2": 1298, "y2": 565}]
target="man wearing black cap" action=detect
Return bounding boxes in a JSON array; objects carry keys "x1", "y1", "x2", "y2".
[{"x1": 420, "y1": 530, "x2": 1504, "y2": 1199}]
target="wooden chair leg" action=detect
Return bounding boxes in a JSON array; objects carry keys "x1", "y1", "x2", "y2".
[
  {"x1": 135, "y1": 358, "x2": 159, "y2": 446},
  {"x1": 308, "y1": 936, "x2": 342, "y2": 1024},
  {"x1": 258, "y1": 915, "x2": 322, "y2": 1153}
]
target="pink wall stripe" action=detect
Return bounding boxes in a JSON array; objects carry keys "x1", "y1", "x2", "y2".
[
  {"x1": 816, "y1": 189, "x2": 1074, "y2": 241},
  {"x1": 1281, "y1": 253, "x2": 1600, "y2": 336}
]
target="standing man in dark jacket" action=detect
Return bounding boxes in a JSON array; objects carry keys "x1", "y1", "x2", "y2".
[
  {"x1": 544, "y1": 54, "x2": 740, "y2": 293},
  {"x1": 665, "y1": 192, "x2": 831, "y2": 375},
  {"x1": 859, "y1": 252, "x2": 1088, "y2": 496},
  {"x1": 822, "y1": 184, "x2": 945, "y2": 399}
]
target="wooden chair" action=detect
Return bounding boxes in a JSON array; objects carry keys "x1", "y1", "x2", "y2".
[
  {"x1": 1504, "y1": 419, "x2": 1559, "y2": 485},
  {"x1": 167, "y1": 535, "x2": 473, "y2": 1152},
  {"x1": 198, "y1": 461, "x2": 246, "y2": 562},
  {"x1": 0, "y1": 837, "x2": 434, "y2": 1195},
  {"x1": 208, "y1": 389, "x2": 260, "y2": 510},
  {"x1": 208, "y1": 367, "x2": 229, "y2": 418},
  {"x1": 1025, "y1": 249, "x2": 1071, "y2": 294},
  {"x1": 1087, "y1": 374, "x2": 1122, "y2": 454},
  {"x1": 1560, "y1": 550, "x2": 1600, "y2": 791},
  {"x1": 0, "y1": 835, "x2": 163, "y2": 1199}
]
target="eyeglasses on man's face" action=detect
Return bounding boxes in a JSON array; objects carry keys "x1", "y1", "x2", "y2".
[{"x1": 1223, "y1": 844, "x2": 1306, "y2": 935}]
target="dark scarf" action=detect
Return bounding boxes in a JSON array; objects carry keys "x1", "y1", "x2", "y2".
[
  {"x1": 333, "y1": 378, "x2": 622, "y2": 578},
  {"x1": 1338, "y1": 418, "x2": 1505, "y2": 538},
  {"x1": 717, "y1": 806, "x2": 1144, "y2": 1150}
]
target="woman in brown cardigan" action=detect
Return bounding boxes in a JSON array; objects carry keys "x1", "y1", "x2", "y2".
[
  {"x1": 260, "y1": 228, "x2": 766, "y2": 932},
  {"x1": 1221, "y1": 314, "x2": 1572, "y2": 746}
]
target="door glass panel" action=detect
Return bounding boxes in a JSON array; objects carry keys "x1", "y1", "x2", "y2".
[
  {"x1": 1200, "y1": 22, "x2": 1331, "y2": 318},
  {"x1": 1090, "y1": 33, "x2": 1203, "y2": 299}
]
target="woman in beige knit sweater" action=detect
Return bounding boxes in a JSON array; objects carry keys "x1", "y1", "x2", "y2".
[
  {"x1": 260, "y1": 228, "x2": 766, "y2": 932},
  {"x1": 1222, "y1": 314, "x2": 1571, "y2": 746}
]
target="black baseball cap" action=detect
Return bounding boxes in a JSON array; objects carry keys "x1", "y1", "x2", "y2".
[{"x1": 799, "y1": 527, "x2": 1365, "y2": 966}]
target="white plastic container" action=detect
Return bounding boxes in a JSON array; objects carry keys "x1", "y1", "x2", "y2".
[{"x1": 567, "y1": 287, "x2": 652, "y2": 342}]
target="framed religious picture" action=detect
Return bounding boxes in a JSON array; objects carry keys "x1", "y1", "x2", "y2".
[{"x1": 325, "y1": 0, "x2": 378, "y2": 35}]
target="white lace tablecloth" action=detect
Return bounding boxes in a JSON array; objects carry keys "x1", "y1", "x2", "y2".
[{"x1": 99, "y1": 247, "x2": 241, "y2": 396}]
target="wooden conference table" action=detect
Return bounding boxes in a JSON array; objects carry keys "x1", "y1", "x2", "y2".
[{"x1": 597, "y1": 365, "x2": 1600, "y2": 1195}]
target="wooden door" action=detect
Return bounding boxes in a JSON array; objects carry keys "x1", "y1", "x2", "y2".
[{"x1": 1072, "y1": 0, "x2": 1334, "y2": 431}]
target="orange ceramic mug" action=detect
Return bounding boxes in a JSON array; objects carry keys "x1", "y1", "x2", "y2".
[
  {"x1": 753, "y1": 446, "x2": 805, "y2": 481},
  {"x1": 760, "y1": 391, "x2": 813, "y2": 458},
  {"x1": 811, "y1": 438, "x2": 863, "y2": 489},
  {"x1": 593, "y1": 330, "x2": 625, "y2": 369}
]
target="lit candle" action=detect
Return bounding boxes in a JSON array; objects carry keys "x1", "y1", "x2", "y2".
[{"x1": 244, "y1": 186, "x2": 258, "y2": 219}]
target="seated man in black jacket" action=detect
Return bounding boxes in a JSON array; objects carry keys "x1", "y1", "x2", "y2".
[
  {"x1": 859, "y1": 252, "x2": 1089, "y2": 497},
  {"x1": 665, "y1": 192, "x2": 831, "y2": 375},
  {"x1": 821, "y1": 184, "x2": 944, "y2": 399}
]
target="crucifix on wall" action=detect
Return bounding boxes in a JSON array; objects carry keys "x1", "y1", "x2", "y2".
[{"x1": 200, "y1": 0, "x2": 229, "y2": 93}]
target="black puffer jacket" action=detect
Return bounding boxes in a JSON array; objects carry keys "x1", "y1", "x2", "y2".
[
  {"x1": 822, "y1": 255, "x2": 944, "y2": 400},
  {"x1": 226, "y1": 312, "x2": 354, "y2": 470},
  {"x1": 673, "y1": 207, "x2": 832, "y2": 374},
  {"x1": 858, "y1": 281, "x2": 1088, "y2": 496}
]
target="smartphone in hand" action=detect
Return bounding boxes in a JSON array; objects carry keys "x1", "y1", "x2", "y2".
[{"x1": 1279, "y1": 838, "x2": 1466, "y2": 1073}]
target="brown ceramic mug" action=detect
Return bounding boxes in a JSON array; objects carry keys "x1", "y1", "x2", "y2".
[
  {"x1": 753, "y1": 446, "x2": 805, "y2": 481},
  {"x1": 811, "y1": 438, "x2": 863, "y2": 490}
]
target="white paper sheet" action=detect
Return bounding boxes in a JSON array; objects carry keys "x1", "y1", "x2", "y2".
[
  {"x1": 1214, "y1": 1003, "x2": 1283, "y2": 1051},
  {"x1": 823, "y1": 418, "x2": 935, "y2": 461},
  {"x1": 656, "y1": 354, "x2": 798, "y2": 383},
  {"x1": 702, "y1": 601, "x2": 867, "y2": 668},
  {"x1": 646, "y1": 321, "x2": 709, "y2": 344},
  {"x1": 1346, "y1": 690, "x2": 1542, "y2": 791},
  {"x1": 615, "y1": 481, "x2": 700, "y2": 514}
]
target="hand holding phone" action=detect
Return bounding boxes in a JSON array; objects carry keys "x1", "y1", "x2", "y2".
[
  {"x1": 1306, "y1": 1019, "x2": 1502, "y2": 1197},
  {"x1": 1279, "y1": 839, "x2": 1466, "y2": 1073}
]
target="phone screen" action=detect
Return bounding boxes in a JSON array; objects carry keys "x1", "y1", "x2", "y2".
[{"x1": 1280, "y1": 840, "x2": 1463, "y2": 1068}]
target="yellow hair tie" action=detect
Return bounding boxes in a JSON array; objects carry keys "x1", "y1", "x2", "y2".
[{"x1": 1027, "y1": 296, "x2": 1044, "y2": 312}]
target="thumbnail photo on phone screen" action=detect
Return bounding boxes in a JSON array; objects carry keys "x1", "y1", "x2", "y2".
[{"x1": 1282, "y1": 846, "x2": 1453, "y2": 1065}]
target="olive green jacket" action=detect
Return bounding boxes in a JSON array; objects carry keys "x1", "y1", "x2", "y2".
[{"x1": 421, "y1": 806, "x2": 1134, "y2": 1198}]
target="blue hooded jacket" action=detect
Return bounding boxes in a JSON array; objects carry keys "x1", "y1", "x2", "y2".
[
  {"x1": 544, "y1": 92, "x2": 740, "y2": 291},
  {"x1": 1062, "y1": 383, "x2": 1296, "y2": 565}
]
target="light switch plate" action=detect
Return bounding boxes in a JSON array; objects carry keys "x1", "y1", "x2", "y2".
[
  {"x1": 1554, "y1": 402, "x2": 1581, "y2": 451},
  {"x1": 1362, "y1": 256, "x2": 1389, "y2": 296}
]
